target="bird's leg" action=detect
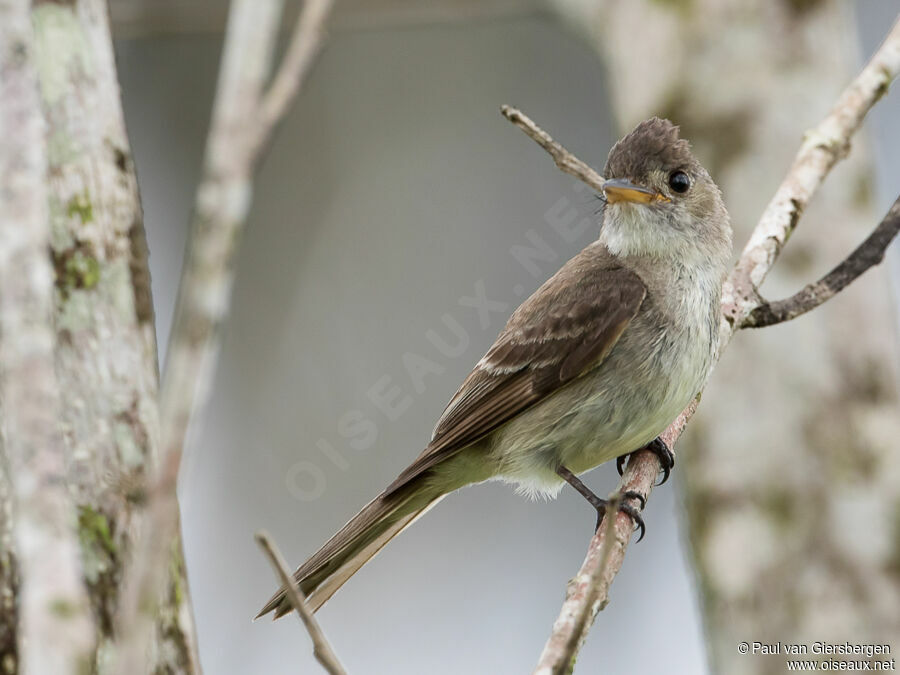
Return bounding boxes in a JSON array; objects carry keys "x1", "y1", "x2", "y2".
[
  {"x1": 555, "y1": 465, "x2": 646, "y2": 541},
  {"x1": 616, "y1": 437, "x2": 675, "y2": 485}
]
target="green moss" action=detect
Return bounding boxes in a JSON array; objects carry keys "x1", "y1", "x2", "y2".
[
  {"x1": 49, "y1": 598, "x2": 78, "y2": 618},
  {"x1": 762, "y1": 490, "x2": 797, "y2": 530},
  {"x1": 77, "y1": 505, "x2": 115, "y2": 557},
  {"x1": 77, "y1": 505, "x2": 120, "y2": 637},
  {"x1": 66, "y1": 192, "x2": 93, "y2": 224},
  {"x1": 63, "y1": 251, "x2": 100, "y2": 291},
  {"x1": 168, "y1": 538, "x2": 189, "y2": 608},
  {"x1": 874, "y1": 66, "x2": 892, "y2": 104}
]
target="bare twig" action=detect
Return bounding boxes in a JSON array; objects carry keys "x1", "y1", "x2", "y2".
[
  {"x1": 0, "y1": 2, "x2": 95, "y2": 672},
  {"x1": 744, "y1": 195, "x2": 900, "y2": 328},
  {"x1": 534, "y1": 497, "x2": 619, "y2": 675},
  {"x1": 115, "y1": 0, "x2": 335, "y2": 670},
  {"x1": 255, "y1": 532, "x2": 347, "y2": 675},
  {"x1": 257, "y1": 0, "x2": 336, "y2": 138},
  {"x1": 500, "y1": 105, "x2": 606, "y2": 192},
  {"x1": 519, "y1": 14, "x2": 900, "y2": 674}
]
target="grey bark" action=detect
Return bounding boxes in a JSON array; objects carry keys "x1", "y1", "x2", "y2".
[
  {"x1": 0, "y1": 1, "x2": 95, "y2": 672},
  {"x1": 28, "y1": 1, "x2": 198, "y2": 671},
  {"x1": 116, "y1": 0, "x2": 334, "y2": 670},
  {"x1": 548, "y1": 1, "x2": 900, "y2": 672}
]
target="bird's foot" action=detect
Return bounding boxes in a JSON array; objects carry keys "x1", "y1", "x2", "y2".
[
  {"x1": 593, "y1": 491, "x2": 646, "y2": 542},
  {"x1": 616, "y1": 437, "x2": 675, "y2": 485},
  {"x1": 556, "y1": 465, "x2": 647, "y2": 541}
]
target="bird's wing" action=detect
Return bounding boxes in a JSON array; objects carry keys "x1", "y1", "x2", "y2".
[{"x1": 384, "y1": 250, "x2": 646, "y2": 495}]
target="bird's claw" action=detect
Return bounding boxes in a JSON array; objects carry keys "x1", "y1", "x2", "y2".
[
  {"x1": 594, "y1": 490, "x2": 646, "y2": 542},
  {"x1": 616, "y1": 437, "x2": 675, "y2": 486}
]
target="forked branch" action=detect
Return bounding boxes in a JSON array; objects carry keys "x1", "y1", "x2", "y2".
[
  {"x1": 507, "y1": 13, "x2": 900, "y2": 675},
  {"x1": 744, "y1": 196, "x2": 900, "y2": 328},
  {"x1": 114, "y1": 0, "x2": 336, "y2": 670}
]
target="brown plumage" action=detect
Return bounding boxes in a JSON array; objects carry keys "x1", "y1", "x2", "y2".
[
  {"x1": 257, "y1": 116, "x2": 732, "y2": 620},
  {"x1": 603, "y1": 117, "x2": 695, "y2": 183},
  {"x1": 385, "y1": 263, "x2": 646, "y2": 495}
]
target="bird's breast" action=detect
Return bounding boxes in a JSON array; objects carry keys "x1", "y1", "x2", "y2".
[{"x1": 488, "y1": 282, "x2": 717, "y2": 495}]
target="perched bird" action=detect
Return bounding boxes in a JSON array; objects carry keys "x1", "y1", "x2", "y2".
[{"x1": 258, "y1": 117, "x2": 732, "y2": 619}]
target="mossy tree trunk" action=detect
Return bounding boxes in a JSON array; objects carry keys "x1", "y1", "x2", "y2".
[
  {"x1": 26, "y1": 1, "x2": 199, "y2": 672},
  {"x1": 548, "y1": 1, "x2": 900, "y2": 672}
]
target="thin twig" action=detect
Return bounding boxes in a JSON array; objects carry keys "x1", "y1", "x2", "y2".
[
  {"x1": 501, "y1": 105, "x2": 606, "y2": 192},
  {"x1": 532, "y1": 401, "x2": 697, "y2": 674},
  {"x1": 744, "y1": 195, "x2": 900, "y2": 328},
  {"x1": 534, "y1": 498, "x2": 620, "y2": 675},
  {"x1": 255, "y1": 532, "x2": 347, "y2": 675},
  {"x1": 257, "y1": 0, "x2": 336, "y2": 140},
  {"x1": 114, "y1": 0, "x2": 336, "y2": 670},
  {"x1": 522, "y1": 14, "x2": 900, "y2": 673}
]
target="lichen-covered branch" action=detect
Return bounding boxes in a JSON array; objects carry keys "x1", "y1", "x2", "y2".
[
  {"x1": 514, "y1": 13, "x2": 900, "y2": 674},
  {"x1": 27, "y1": 1, "x2": 200, "y2": 671},
  {"x1": 115, "y1": 0, "x2": 335, "y2": 670},
  {"x1": 0, "y1": 2, "x2": 95, "y2": 672},
  {"x1": 744, "y1": 195, "x2": 900, "y2": 328},
  {"x1": 255, "y1": 532, "x2": 346, "y2": 675}
]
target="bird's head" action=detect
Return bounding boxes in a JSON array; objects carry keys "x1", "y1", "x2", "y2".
[{"x1": 600, "y1": 117, "x2": 732, "y2": 267}]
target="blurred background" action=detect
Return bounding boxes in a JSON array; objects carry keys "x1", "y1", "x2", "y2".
[{"x1": 112, "y1": 1, "x2": 900, "y2": 672}]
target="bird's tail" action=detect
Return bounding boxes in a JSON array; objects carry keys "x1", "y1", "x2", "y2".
[{"x1": 256, "y1": 476, "x2": 444, "y2": 619}]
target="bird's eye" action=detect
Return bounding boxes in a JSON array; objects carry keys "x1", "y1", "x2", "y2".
[{"x1": 668, "y1": 171, "x2": 690, "y2": 194}]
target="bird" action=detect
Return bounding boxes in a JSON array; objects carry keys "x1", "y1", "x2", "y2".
[{"x1": 257, "y1": 117, "x2": 732, "y2": 619}]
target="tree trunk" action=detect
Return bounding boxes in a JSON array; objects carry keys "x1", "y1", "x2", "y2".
[
  {"x1": 28, "y1": 1, "x2": 198, "y2": 671},
  {"x1": 548, "y1": 1, "x2": 900, "y2": 672},
  {"x1": 0, "y1": 1, "x2": 95, "y2": 672}
]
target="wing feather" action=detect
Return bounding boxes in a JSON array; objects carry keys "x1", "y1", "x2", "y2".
[{"x1": 384, "y1": 244, "x2": 646, "y2": 495}]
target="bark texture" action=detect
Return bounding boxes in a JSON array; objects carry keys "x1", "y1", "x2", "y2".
[
  {"x1": 0, "y1": 2, "x2": 94, "y2": 671},
  {"x1": 29, "y1": 1, "x2": 198, "y2": 671},
  {"x1": 548, "y1": 1, "x2": 900, "y2": 672},
  {"x1": 0, "y1": 453, "x2": 15, "y2": 675},
  {"x1": 117, "y1": 0, "x2": 334, "y2": 669}
]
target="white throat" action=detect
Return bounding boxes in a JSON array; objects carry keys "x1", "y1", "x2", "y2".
[{"x1": 602, "y1": 203, "x2": 679, "y2": 259}]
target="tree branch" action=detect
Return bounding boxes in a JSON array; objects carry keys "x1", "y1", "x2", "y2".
[
  {"x1": 500, "y1": 105, "x2": 606, "y2": 192},
  {"x1": 114, "y1": 0, "x2": 335, "y2": 670},
  {"x1": 255, "y1": 532, "x2": 346, "y2": 675},
  {"x1": 0, "y1": 2, "x2": 95, "y2": 671},
  {"x1": 532, "y1": 402, "x2": 697, "y2": 674},
  {"x1": 512, "y1": 13, "x2": 900, "y2": 674},
  {"x1": 743, "y1": 195, "x2": 900, "y2": 328},
  {"x1": 533, "y1": 495, "x2": 621, "y2": 675},
  {"x1": 257, "y1": 0, "x2": 335, "y2": 144}
]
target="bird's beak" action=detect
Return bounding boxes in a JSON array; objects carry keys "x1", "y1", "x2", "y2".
[{"x1": 602, "y1": 178, "x2": 669, "y2": 205}]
